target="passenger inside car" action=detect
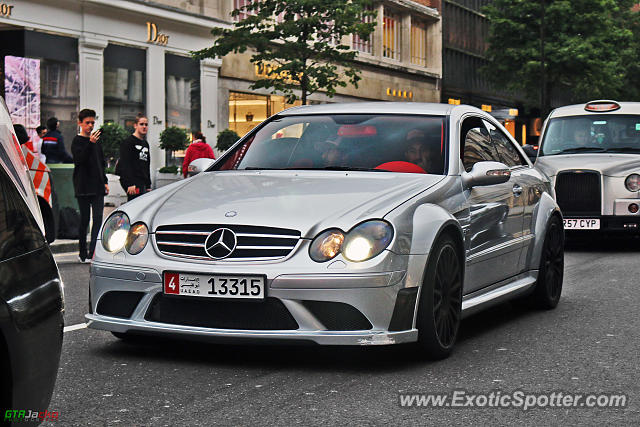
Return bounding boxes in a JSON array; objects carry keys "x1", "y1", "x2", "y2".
[{"x1": 404, "y1": 130, "x2": 429, "y2": 172}]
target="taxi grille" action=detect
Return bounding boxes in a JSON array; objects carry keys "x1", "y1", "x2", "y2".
[
  {"x1": 154, "y1": 224, "x2": 300, "y2": 261},
  {"x1": 555, "y1": 171, "x2": 601, "y2": 216}
]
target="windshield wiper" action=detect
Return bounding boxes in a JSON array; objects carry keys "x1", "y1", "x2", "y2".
[
  {"x1": 243, "y1": 167, "x2": 280, "y2": 170},
  {"x1": 552, "y1": 147, "x2": 607, "y2": 155},
  {"x1": 605, "y1": 147, "x2": 640, "y2": 153},
  {"x1": 319, "y1": 166, "x2": 387, "y2": 172}
]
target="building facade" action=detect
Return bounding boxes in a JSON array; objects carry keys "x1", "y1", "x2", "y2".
[
  {"x1": 218, "y1": 0, "x2": 443, "y2": 137},
  {"x1": 441, "y1": 0, "x2": 530, "y2": 143},
  {"x1": 0, "y1": 0, "x2": 227, "y2": 175},
  {"x1": 0, "y1": 0, "x2": 444, "y2": 173}
]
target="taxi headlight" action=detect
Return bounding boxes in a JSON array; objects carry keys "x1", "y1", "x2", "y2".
[
  {"x1": 342, "y1": 220, "x2": 394, "y2": 262},
  {"x1": 309, "y1": 229, "x2": 344, "y2": 262},
  {"x1": 101, "y1": 212, "x2": 130, "y2": 252},
  {"x1": 125, "y1": 222, "x2": 149, "y2": 255},
  {"x1": 625, "y1": 174, "x2": 640, "y2": 192}
]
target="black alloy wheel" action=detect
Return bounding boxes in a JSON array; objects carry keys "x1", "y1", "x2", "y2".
[
  {"x1": 417, "y1": 235, "x2": 463, "y2": 359},
  {"x1": 532, "y1": 216, "x2": 564, "y2": 309}
]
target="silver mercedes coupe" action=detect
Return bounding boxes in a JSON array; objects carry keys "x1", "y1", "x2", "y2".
[
  {"x1": 86, "y1": 103, "x2": 563, "y2": 359},
  {"x1": 536, "y1": 100, "x2": 640, "y2": 233}
]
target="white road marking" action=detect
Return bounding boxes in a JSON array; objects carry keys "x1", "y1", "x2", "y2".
[{"x1": 64, "y1": 323, "x2": 88, "y2": 332}]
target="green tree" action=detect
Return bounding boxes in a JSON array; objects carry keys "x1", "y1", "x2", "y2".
[
  {"x1": 159, "y1": 126, "x2": 190, "y2": 152},
  {"x1": 99, "y1": 122, "x2": 129, "y2": 167},
  {"x1": 484, "y1": 0, "x2": 638, "y2": 116},
  {"x1": 193, "y1": 0, "x2": 376, "y2": 105},
  {"x1": 216, "y1": 129, "x2": 240, "y2": 152}
]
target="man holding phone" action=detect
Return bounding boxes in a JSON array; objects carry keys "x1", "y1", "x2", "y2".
[{"x1": 71, "y1": 108, "x2": 108, "y2": 263}]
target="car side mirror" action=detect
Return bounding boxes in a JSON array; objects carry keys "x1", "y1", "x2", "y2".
[
  {"x1": 462, "y1": 161, "x2": 511, "y2": 189},
  {"x1": 188, "y1": 158, "x2": 216, "y2": 177}
]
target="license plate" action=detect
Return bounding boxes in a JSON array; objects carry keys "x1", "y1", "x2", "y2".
[
  {"x1": 563, "y1": 218, "x2": 600, "y2": 230},
  {"x1": 163, "y1": 272, "x2": 265, "y2": 299}
]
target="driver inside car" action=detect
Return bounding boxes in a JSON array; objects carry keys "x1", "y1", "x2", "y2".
[{"x1": 404, "y1": 129, "x2": 430, "y2": 172}]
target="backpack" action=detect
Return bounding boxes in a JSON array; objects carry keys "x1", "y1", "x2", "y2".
[{"x1": 57, "y1": 207, "x2": 80, "y2": 239}]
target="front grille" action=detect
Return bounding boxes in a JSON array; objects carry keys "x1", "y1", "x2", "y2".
[
  {"x1": 555, "y1": 171, "x2": 601, "y2": 216},
  {"x1": 144, "y1": 294, "x2": 299, "y2": 330},
  {"x1": 301, "y1": 301, "x2": 373, "y2": 331},
  {"x1": 96, "y1": 291, "x2": 145, "y2": 318},
  {"x1": 155, "y1": 224, "x2": 300, "y2": 261}
]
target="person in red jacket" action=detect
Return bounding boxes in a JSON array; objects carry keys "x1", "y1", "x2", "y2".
[{"x1": 182, "y1": 131, "x2": 215, "y2": 178}]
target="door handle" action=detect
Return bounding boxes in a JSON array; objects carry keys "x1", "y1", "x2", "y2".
[{"x1": 512, "y1": 184, "x2": 523, "y2": 197}]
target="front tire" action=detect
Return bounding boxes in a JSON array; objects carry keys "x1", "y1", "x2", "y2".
[
  {"x1": 531, "y1": 216, "x2": 564, "y2": 309},
  {"x1": 416, "y1": 235, "x2": 463, "y2": 360}
]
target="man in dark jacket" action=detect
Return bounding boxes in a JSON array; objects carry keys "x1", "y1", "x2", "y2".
[
  {"x1": 118, "y1": 113, "x2": 151, "y2": 201},
  {"x1": 41, "y1": 117, "x2": 73, "y2": 163},
  {"x1": 71, "y1": 109, "x2": 107, "y2": 263}
]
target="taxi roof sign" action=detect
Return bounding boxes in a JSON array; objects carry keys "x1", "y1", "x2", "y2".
[{"x1": 584, "y1": 100, "x2": 621, "y2": 112}]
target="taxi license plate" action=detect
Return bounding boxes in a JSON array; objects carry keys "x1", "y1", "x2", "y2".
[
  {"x1": 163, "y1": 272, "x2": 265, "y2": 299},
  {"x1": 563, "y1": 218, "x2": 600, "y2": 230}
]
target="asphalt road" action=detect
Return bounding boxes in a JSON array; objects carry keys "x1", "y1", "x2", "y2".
[{"x1": 46, "y1": 238, "x2": 640, "y2": 425}]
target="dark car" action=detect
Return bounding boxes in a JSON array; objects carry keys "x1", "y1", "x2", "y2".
[{"x1": 0, "y1": 98, "x2": 63, "y2": 424}]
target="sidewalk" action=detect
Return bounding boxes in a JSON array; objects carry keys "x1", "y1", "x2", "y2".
[{"x1": 50, "y1": 204, "x2": 118, "y2": 255}]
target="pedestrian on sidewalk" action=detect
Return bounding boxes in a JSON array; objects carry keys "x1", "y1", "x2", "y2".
[
  {"x1": 71, "y1": 109, "x2": 107, "y2": 263},
  {"x1": 42, "y1": 117, "x2": 73, "y2": 163},
  {"x1": 33, "y1": 125, "x2": 48, "y2": 162},
  {"x1": 182, "y1": 131, "x2": 215, "y2": 178},
  {"x1": 118, "y1": 113, "x2": 151, "y2": 201}
]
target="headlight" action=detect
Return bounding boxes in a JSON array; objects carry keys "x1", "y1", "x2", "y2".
[
  {"x1": 625, "y1": 174, "x2": 640, "y2": 192},
  {"x1": 125, "y1": 222, "x2": 149, "y2": 255},
  {"x1": 342, "y1": 220, "x2": 394, "y2": 262},
  {"x1": 309, "y1": 229, "x2": 344, "y2": 262},
  {"x1": 101, "y1": 212, "x2": 130, "y2": 252}
]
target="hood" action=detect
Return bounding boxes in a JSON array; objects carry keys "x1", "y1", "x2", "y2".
[
  {"x1": 189, "y1": 141, "x2": 213, "y2": 156},
  {"x1": 536, "y1": 153, "x2": 640, "y2": 177},
  {"x1": 150, "y1": 170, "x2": 443, "y2": 237}
]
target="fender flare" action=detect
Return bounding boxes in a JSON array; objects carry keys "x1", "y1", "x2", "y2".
[
  {"x1": 526, "y1": 191, "x2": 562, "y2": 270},
  {"x1": 409, "y1": 203, "x2": 464, "y2": 257},
  {"x1": 397, "y1": 203, "x2": 465, "y2": 290}
]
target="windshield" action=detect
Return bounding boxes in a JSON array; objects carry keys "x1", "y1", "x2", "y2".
[
  {"x1": 213, "y1": 114, "x2": 447, "y2": 175},
  {"x1": 540, "y1": 114, "x2": 640, "y2": 155}
]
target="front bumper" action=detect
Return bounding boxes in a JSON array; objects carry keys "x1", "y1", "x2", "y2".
[
  {"x1": 86, "y1": 259, "x2": 423, "y2": 346},
  {"x1": 85, "y1": 314, "x2": 418, "y2": 345}
]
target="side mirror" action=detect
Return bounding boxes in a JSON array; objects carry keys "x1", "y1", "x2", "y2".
[
  {"x1": 462, "y1": 161, "x2": 511, "y2": 189},
  {"x1": 188, "y1": 158, "x2": 216, "y2": 177}
]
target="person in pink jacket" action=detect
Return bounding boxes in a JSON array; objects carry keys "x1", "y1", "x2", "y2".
[{"x1": 182, "y1": 131, "x2": 215, "y2": 178}]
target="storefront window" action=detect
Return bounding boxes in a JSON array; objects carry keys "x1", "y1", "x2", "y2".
[
  {"x1": 229, "y1": 92, "x2": 302, "y2": 137},
  {"x1": 166, "y1": 54, "x2": 201, "y2": 165},
  {"x1": 1, "y1": 31, "x2": 79, "y2": 144},
  {"x1": 104, "y1": 44, "x2": 146, "y2": 129}
]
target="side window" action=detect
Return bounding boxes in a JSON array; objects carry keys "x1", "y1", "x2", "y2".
[
  {"x1": 0, "y1": 162, "x2": 45, "y2": 261},
  {"x1": 461, "y1": 117, "x2": 498, "y2": 172},
  {"x1": 486, "y1": 123, "x2": 527, "y2": 167}
]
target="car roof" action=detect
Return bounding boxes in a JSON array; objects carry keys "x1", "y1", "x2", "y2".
[
  {"x1": 276, "y1": 102, "x2": 481, "y2": 117},
  {"x1": 549, "y1": 101, "x2": 640, "y2": 118}
]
